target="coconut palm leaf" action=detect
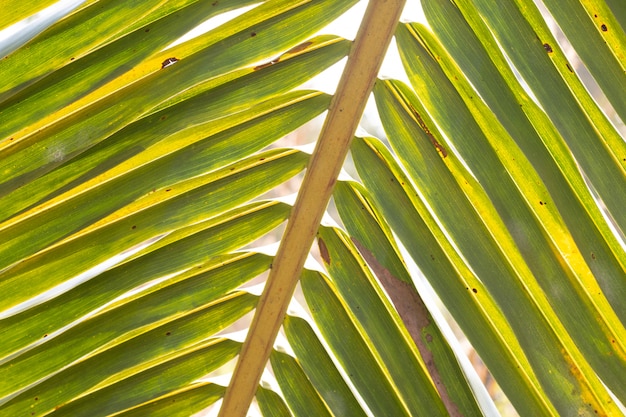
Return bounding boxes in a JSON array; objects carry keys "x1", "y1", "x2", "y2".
[{"x1": 1, "y1": 0, "x2": 624, "y2": 416}]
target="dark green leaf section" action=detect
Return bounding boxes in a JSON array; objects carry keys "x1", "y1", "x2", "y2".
[
  {"x1": 301, "y1": 269, "x2": 410, "y2": 417},
  {"x1": 283, "y1": 316, "x2": 367, "y2": 417},
  {"x1": 1, "y1": 0, "x2": 176, "y2": 96},
  {"x1": 372, "y1": 75, "x2": 619, "y2": 414},
  {"x1": 115, "y1": 382, "x2": 225, "y2": 417},
  {"x1": 1, "y1": 46, "x2": 341, "y2": 221},
  {"x1": 541, "y1": 0, "x2": 626, "y2": 122},
  {"x1": 257, "y1": 386, "x2": 292, "y2": 417},
  {"x1": 0, "y1": 0, "x2": 356, "y2": 194},
  {"x1": 37, "y1": 338, "x2": 238, "y2": 417},
  {"x1": 0, "y1": 149, "x2": 308, "y2": 312},
  {"x1": 0, "y1": 92, "x2": 324, "y2": 264},
  {"x1": 334, "y1": 181, "x2": 412, "y2": 284},
  {"x1": 606, "y1": 0, "x2": 626, "y2": 31},
  {"x1": 0, "y1": 253, "x2": 266, "y2": 401},
  {"x1": 453, "y1": 0, "x2": 626, "y2": 229},
  {"x1": 394, "y1": 23, "x2": 626, "y2": 399},
  {"x1": 0, "y1": 0, "x2": 263, "y2": 137},
  {"x1": 417, "y1": 3, "x2": 626, "y2": 320},
  {"x1": 271, "y1": 350, "x2": 332, "y2": 417},
  {"x1": 0, "y1": 201, "x2": 289, "y2": 359},
  {"x1": 351, "y1": 135, "x2": 555, "y2": 416},
  {"x1": 333, "y1": 180, "x2": 484, "y2": 417},
  {"x1": 0, "y1": 35, "x2": 348, "y2": 174},
  {"x1": 317, "y1": 226, "x2": 450, "y2": 417}
]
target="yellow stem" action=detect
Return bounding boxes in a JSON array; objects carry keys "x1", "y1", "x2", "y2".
[{"x1": 217, "y1": 0, "x2": 406, "y2": 415}]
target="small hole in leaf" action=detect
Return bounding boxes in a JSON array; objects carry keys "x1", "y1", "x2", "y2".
[{"x1": 161, "y1": 57, "x2": 179, "y2": 69}]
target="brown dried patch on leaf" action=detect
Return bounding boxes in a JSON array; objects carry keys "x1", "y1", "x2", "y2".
[
  {"x1": 408, "y1": 104, "x2": 448, "y2": 157},
  {"x1": 254, "y1": 59, "x2": 278, "y2": 70},
  {"x1": 318, "y1": 237, "x2": 330, "y2": 264},
  {"x1": 254, "y1": 41, "x2": 314, "y2": 70},
  {"x1": 286, "y1": 41, "x2": 314, "y2": 55},
  {"x1": 351, "y1": 238, "x2": 463, "y2": 417},
  {"x1": 161, "y1": 57, "x2": 179, "y2": 69}
]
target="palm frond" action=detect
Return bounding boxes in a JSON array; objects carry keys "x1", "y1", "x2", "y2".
[{"x1": 1, "y1": 0, "x2": 624, "y2": 416}]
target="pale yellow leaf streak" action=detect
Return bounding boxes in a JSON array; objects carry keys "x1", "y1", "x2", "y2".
[{"x1": 217, "y1": 0, "x2": 407, "y2": 415}]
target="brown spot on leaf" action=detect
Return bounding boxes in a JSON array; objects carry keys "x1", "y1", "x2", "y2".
[
  {"x1": 566, "y1": 63, "x2": 574, "y2": 72},
  {"x1": 351, "y1": 238, "x2": 463, "y2": 417},
  {"x1": 145, "y1": 28, "x2": 150, "y2": 32},
  {"x1": 591, "y1": 252, "x2": 596, "y2": 260},
  {"x1": 472, "y1": 288, "x2": 478, "y2": 293},
  {"x1": 318, "y1": 237, "x2": 330, "y2": 264},
  {"x1": 254, "y1": 59, "x2": 278, "y2": 70},
  {"x1": 161, "y1": 57, "x2": 179, "y2": 69},
  {"x1": 601, "y1": 24, "x2": 608, "y2": 31},
  {"x1": 408, "y1": 104, "x2": 447, "y2": 157},
  {"x1": 251, "y1": 32, "x2": 256, "y2": 37},
  {"x1": 543, "y1": 43, "x2": 553, "y2": 53},
  {"x1": 254, "y1": 42, "x2": 313, "y2": 71},
  {"x1": 286, "y1": 41, "x2": 313, "y2": 55}
]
